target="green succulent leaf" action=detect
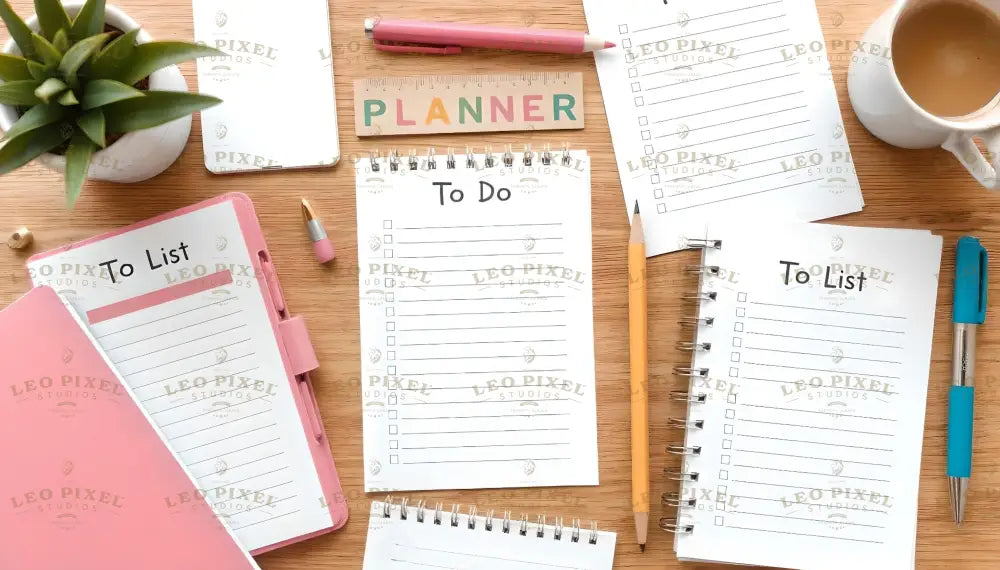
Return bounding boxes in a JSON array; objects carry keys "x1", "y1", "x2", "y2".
[
  {"x1": 0, "y1": 120, "x2": 71, "y2": 175},
  {"x1": 114, "y1": 42, "x2": 223, "y2": 86},
  {"x1": 56, "y1": 89, "x2": 78, "y2": 106},
  {"x1": 82, "y1": 78, "x2": 143, "y2": 110},
  {"x1": 31, "y1": 33, "x2": 62, "y2": 66},
  {"x1": 104, "y1": 91, "x2": 221, "y2": 133},
  {"x1": 33, "y1": 77, "x2": 66, "y2": 103},
  {"x1": 0, "y1": 79, "x2": 42, "y2": 105},
  {"x1": 0, "y1": 53, "x2": 31, "y2": 81},
  {"x1": 59, "y1": 32, "x2": 111, "y2": 79},
  {"x1": 89, "y1": 28, "x2": 139, "y2": 79},
  {"x1": 75, "y1": 108, "x2": 104, "y2": 146},
  {"x1": 34, "y1": 0, "x2": 71, "y2": 40},
  {"x1": 52, "y1": 28, "x2": 69, "y2": 52},
  {"x1": 0, "y1": 0, "x2": 37, "y2": 59},
  {"x1": 26, "y1": 60, "x2": 51, "y2": 80},
  {"x1": 65, "y1": 132, "x2": 95, "y2": 208},
  {"x1": 2, "y1": 102, "x2": 65, "y2": 140},
  {"x1": 69, "y1": 0, "x2": 105, "y2": 40}
]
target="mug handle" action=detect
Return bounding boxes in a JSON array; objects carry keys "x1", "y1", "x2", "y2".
[{"x1": 942, "y1": 129, "x2": 1000, "y2": 190}]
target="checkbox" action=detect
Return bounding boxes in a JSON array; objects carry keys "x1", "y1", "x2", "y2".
[
  {"x1": 631, "y1": 82, "x2": 641, "y2": 92},
  {"x1": 715, "y1": 516, "x2": 724, "y2": 526},
  {"x1": 389, "y1": 410, "x2": 398, "y2": 420},
  {"x1": 389, "y1": 440, "x2": 398, "y2": 449},
  {"x1": 634, "y1": 96, "x2": 644, "y2": 106},
  {"x1": 717, "y1": 484, "x2": 728, "y2": 495},
  {"x1": 725, "y1": 409, "x2": 735, "y2": 419},
  {"x1": 650, "y1": 174, "x2": 660, "y2": 184},
  {"x1": 628, "y1": 68, "x2": 638, "y2": 78},
  {"x1": 624, "y1": 53, "x2": 635, "y2": 63},
  {"x1": 723, "y1": 439, "x2": 732, "y2": 449},
  {"x1": 729, "y1": 367, "x2": 739, "y2": 377},
  {"x1": 657, "y1": 203, "x2": 667, "y2": 214},
  {"x1": 622, "y1": 38, "x2": 632, "y2": 48},
  {"x1": 389, "y1": 425, "x2": 398, "y2": 435},
  {"x1": 737, "y1": 292, "x2": 747, "y2": 302},
  {"x1": 386, "y1": 278, "x2": 395, "y2": 287},
  {"x1": 719, "y1": 470, "x2": 729, "y2": 480},
  {"x1": 638, "y1": 116, "x2": 648, "y2": 126},
  {"x1": 641, "y1": 130, "x2": 651, "y2": 140},
  {"x1": 384, "y1": 234, "x2": 393, "y2": 244},
  {"x1": 386, "y1": 322, "x2": 396, "y2": 331},
  {"x1": 386, "y1": 292, "x2": 395, "y2": 302},
  {"x1": 387, "y1": 351, "x2": 396, "y2": 361},
  {"x1": 734, "y1": 322, "x2": 744, "y2": 332},
  {"x1": 386, "y1": 307, "x2": 395, "y2": 317},
  {"x1": 724, "y1": 424, "x2": 733, "y2": 434},
  {"x1": 730, "y1": 352, "x2": 740, "y2": 363},
  {"x1": 390, "y1": 455, "x2": 399, "y2": 464},
  {"x1": 619, "y1": 24, "x2": 628, "y2": 33},
  {"x1": 644, "y1": 145, "x2": 654, "y2": 155},
  {"x1": 727, "y1": 394, "x2": 736, "y2": 404},
  {"x1": 388, "y1": 365, "x2": 397, "y2": 375},
  {"x1": 388, "y1": 393, "x2": 398, "y2": 404},
  {"x1": 721, "y1": 454, "x2": 731, "y2": 465},
  {"x1": 384, "y1": 249, "x2": 394, "y2": 258},
  {"x1": 732, "y1": 337, "x2": 742, "y2": 348},
  {"x1": 653, "y1": 189, "x2": 664, "y2": 199},
  {"x1": 383, "y1": 220, "x2": 393, "y2": 229},
  {"x1": 717, "y1": 499, "x2": 726, "y2": 510},
  {"x1": 387, "y1": 336, "x2": 396, "y2": 346},
  {"x1": 736, "y1": 307, "x2": 746, "y2": 317}
]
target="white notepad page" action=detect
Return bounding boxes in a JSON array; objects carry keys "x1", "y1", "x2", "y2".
[
  {"x1": 356, "y1": 150, "x2": 598, "y2": 491},
  {"x1": 363, "y1": 500, "x2": 616, "y2": 569},
  {"x1": 27, "y1": 201, "x2": 333, "y2": 552},
  {"x1": 583, "y1": 0, "x2": 864, "y2": 256},
  {"x1": 674, "y1": 222, "x2": 942, "y2": 569}
]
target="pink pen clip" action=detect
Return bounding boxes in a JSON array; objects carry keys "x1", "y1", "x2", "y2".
[{"x1": 372, "y1": 39, "x2": 462, "y2": 55}]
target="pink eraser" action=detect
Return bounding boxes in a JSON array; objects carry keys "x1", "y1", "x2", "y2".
[{"x1": 313, "y1": 239, "x2": 335, "y2": 264}]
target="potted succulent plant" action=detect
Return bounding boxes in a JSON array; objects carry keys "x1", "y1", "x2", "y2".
[{"x1": 0, "y1": 0, "x2": 222, "y2": 206}]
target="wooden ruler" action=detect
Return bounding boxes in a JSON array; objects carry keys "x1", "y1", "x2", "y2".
[{"x1": 354, "y1": 72, "x2": 584, "y2": 136}]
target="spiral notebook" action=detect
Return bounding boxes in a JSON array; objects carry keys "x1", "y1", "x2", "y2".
[
  {"x1": 664, "y1": 222, "x2": 942, "y2": 569},
  {"x1": 363, "y1": 499, "x2": 616, "y2": 569},
  {"x1": 355, "y1": 147, "x2": 599, "y2": 491},
  {"x1": 583, "y1": 0, "x2": 864, "y2": 256}
]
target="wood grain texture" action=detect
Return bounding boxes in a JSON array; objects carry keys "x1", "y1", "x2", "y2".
[{"x1": 1, "y1": 0, "x2": 999, "y2": 567}]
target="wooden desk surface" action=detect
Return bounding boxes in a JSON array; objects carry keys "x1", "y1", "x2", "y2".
[{"x1": 2, "y1": 0, "x2": 999, "y2": 567}]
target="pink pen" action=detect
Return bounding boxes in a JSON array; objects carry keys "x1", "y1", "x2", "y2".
[
  {"x1": 301, "y1": 199, "x2": 335, "y2": 264},
  {"x1": 364, "y1": 17, "x2": 615, "y2": 55}
]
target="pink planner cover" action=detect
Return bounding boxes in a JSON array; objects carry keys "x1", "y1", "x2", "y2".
[
  {"x1": 0, "y1": 286, "x2": 259, "y2": 570},
  {"x1": 26, "y1": 193, "x2": 348, "y2": 553}
]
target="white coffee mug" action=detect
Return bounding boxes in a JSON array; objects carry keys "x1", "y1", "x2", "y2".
[{"x1": 848, "y1": 0, "x2": 1000, "y2": 189}]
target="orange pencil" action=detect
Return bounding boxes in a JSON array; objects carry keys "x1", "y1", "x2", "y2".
[{"x1": 629, "y1": 201, "x2": 649, "y2": 551}]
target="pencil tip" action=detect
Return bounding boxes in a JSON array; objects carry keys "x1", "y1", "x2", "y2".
[
  {"x1": 634, "y1": 201, "x2": 640, "y2": 214},
  {"x1": 301, "y1": 198, "x2": 314, "y2": 221},
  {"x1": 639, "y1": 544, "x2": 645, "y2": 552}
]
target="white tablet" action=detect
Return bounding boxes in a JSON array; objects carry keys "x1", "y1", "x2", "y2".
[{"x1": 192, "y1": 0, "x2": 340, "y2": 173}]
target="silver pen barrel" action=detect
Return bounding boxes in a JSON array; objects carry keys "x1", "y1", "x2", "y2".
[{"x1": 953, "y1": 323, "x2": 977, "y2": 388}]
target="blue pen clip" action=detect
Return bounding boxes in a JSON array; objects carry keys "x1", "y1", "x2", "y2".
[{"x1": 954, "y1": 236, "x2": 988, "y2": 325}]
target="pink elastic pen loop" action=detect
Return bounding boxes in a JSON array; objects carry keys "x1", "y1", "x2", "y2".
[{"x1": 373, "y1": 40, "x2": 463, "y2": 55}]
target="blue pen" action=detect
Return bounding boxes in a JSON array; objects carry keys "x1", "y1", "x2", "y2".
[{"x1": 949, "y1": 236, "x2": 988, "y2": 526}]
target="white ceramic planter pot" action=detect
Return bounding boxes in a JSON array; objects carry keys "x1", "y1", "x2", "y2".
[{"x1": 0, "y1": 1, "x2": 192, "y2": 183}]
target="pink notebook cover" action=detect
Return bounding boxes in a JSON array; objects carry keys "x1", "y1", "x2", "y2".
[
  {"x1": 27, "y1": 193, "x2": 349, "y2": 553},
  {"x1": 0, "y1": 287, "x2": 259, "y2": 570}
]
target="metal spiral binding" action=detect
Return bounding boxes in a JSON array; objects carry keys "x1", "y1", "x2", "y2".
[
  {"x1": 389, "y1": 149, "x2": 400, "y2": 172},
  {"x1": 664, "y1": 469, "x2": 700, "y2": 482},
  {"x1": 685, "y1": 264, "x2": 721, "y2": 276},
  {"x1": 670, "y1": 390, "x2": 707, "y2": 403},
  {"x1": 662, "y1": 492, "x2": 697, "y2": 508},
  {"x1": 668, "y1": 418, "x2": 705, "y2": 429},
  {"x1": 673, "y1": 366, "x2": 709, "y2": 377},
  {"x1": 686, "y1": 238, "x2": 723, "y2": 249},
  {"x1": 408, "y1": 149, "x2": 419, "y2": 171},
  {"x1": 380, "y1": 497, "x2": 602, "y2": 543},
  {"x1": 666, "y1": 444, "x2": 702, "y2": 456},
  {"x1": 676, "y1": 341, "x2": 712, "y2": 352},
  {"x1": 503, "y1": 144, "x2": 515, "y2": 167},
  {"x1": 366, "y1": 145, "x2": 574, "y2": 170},
  {"x1": 427, "y1": 147, "x2": 438, "y2": 170},
  {"x1": 659, "y1": 518, "x2": 695, "y2": 534},
  {"x1": 678, "y1": 316, "x2": 714, "y2": 327},
  {"x1": 682, "y1": 291, "x2": 717, "y2": 302},
  {"x1": 446, "y1": 148, "x2": 457, "y2": 169}
]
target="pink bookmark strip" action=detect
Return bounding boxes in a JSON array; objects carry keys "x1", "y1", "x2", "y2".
[{"x1": 87, "y1": 270, "x2": 234, "y2": 325}]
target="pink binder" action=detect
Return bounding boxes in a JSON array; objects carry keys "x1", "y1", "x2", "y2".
[
  {"x1": 0, "y1": 287, "x2": 259, "y2": 570},
  {"x1": 27, "y1": 193, "x2": 348, "y2": 554}
]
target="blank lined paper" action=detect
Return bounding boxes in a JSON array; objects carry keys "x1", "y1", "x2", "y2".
[
  {"x1": 673, "y1": 222, "x2": 942, "y2": 569},
  {"x1": 363, "y1": 501, "x2": 616, "y2": 569},
  {"x1": 356, "y1": 151, "x2": 598, "y2": 491},
  {"x1": 584, "y1": 0, "x2": 863, "y2": 256}
]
